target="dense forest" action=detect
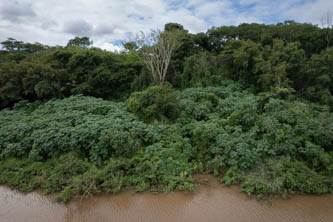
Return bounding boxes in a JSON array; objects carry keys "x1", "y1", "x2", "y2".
[{"x1": 0, "y1": 21, "x2": 332, "y2": 202}]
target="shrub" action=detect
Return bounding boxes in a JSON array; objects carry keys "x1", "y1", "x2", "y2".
[
  {"x1": 0, "y1": 82, "x2": 332, "y2": 202},
  {"x1": 127, "y1": 84, "x2": 181, "y2": 122}
]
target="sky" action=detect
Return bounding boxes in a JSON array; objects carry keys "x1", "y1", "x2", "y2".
[{"x1": 0, "y1": 0, "x2": 333, "y2": 51}]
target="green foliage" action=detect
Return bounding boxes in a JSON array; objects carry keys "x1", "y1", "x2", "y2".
[
  {"x1": 202, "y1": 22, "x2": 333, "y2": 104},
  {"x1": 0, "y1": 95, "x2": 144, "y2": 161},
  {"x1": 181, "y1": 52, "x2": 224, "y2": 88},
  {"x1": 2, "y1": 22, "x2": 333, "y2": 107},
  {"x1": 206, "y1": 21, "x2": 327, "y2": 55},
  {"x1": 0, "y1": 61, "x2": 24, "y2": 107},
  {"x1": 62, "y1": 47, "x2": 143, "y2": 99},
  {"x1": 90, "y1": 123, "x2": 145, "y2": 164},
  {"x1": 127, "y1": 84, "x2": 181, "y2": 123},
  {"x1": 302, "y1": 47, "x2": 333, "y2": 104},
  {"x1": 0, "y1": 158, "x2": 45, "y2": 192},
  {"x1": 1, "y1": 21, "x2": 333, "y2": 203},
  {"x1": 1, "y1": 38, "x2": 47, "y2": 52},
  {"x1": 0, "y1": 82, "x2": 333, "y2": 201},
  {"x1": 178, "y1": 84, "x2": 333, "y2": 197},
  {"x1": 0, "y1": 45, "x2": 143, "y2": 109},
  {"x1": 177, "y1": 82, "x2": 244, "y2": 121},
  {"x1": 42, "y1": 153, "x2": 91, "y2": 194},
  {"x1": 1, "y1": 81, "x2": 333, "y2": 201},
  {"x1": 241, "y1": 157, "x2": 333, "y2": 197},
  {"x1": 123, "y1": 41, "x2": 138, "y2": 52},
  {"x1": 66, "y1": 37, "x2": 92, "y2": 48}
]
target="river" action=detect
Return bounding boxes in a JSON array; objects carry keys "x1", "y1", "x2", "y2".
[{"x1": 1, "y1": 175, "x2": 332, "y2": 222}]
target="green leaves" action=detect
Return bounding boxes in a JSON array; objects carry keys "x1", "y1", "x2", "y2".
[
  {"x1": 0, "y1": 45, "x2": 144, "y2": 109},
  {"x1": 0, "y1": 82, "x2": 333, "y2": 202},
  {"x1": 241, "y1": 157, "x2": 333, "y2": 197},
  {"x1": 127, "y1": 84, "x2": 181, "y2": 123},
  {"x1": 181, "y1": 52, "x2": 224, "y2": 88},
  {"x1": 0, "y1": 95, "x2": 140, "y2": 161},
  {"x1": 1, "y1": 22, "x2": 333, "y2": 202}
]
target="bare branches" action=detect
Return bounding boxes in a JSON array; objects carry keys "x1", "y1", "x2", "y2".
[
  {"x1": 135, "y1": 30, "x2": 184, "y2": 85},
  {"x1": 321, "y1": 9, "x2": 333, "y2": 48}
]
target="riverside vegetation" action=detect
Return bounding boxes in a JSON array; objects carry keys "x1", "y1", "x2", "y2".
[{"x1": 0, "y1": 22, "x2": 333, "y2": 202}]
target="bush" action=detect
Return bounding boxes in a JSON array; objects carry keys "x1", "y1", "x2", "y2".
[
  {"x1": 0, "y1": 82, "x2": 332, "y2": 202},
  {"x1": 241, "y1": 158, "x2": 333, "y2": 197},
  {"x1": 0, "y1": 95, "x2": 145, "y2": 161},
  {"x1": 127, "y1": 84, "x2": 181, "y2": 122}
]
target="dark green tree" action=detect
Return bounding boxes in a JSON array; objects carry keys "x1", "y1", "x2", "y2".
[{"x1": 66, "y1": 37, "x2": 93, "y2": 48}]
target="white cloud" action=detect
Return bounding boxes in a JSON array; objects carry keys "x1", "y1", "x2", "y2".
[
  {"x1": 0, "y1": 1, "x2": 36, "y2": 22},
  {"x1": 63, "y1": 19, "x2": 93, "y2": 36},
  {"x1": 0, "y1": 0, "x2": 332, "y2": 50},
  {"x1": 284, "y1": 0, "x2": 333, "y2": 25},
  {"x1": 194, "y1": 1, "x2": 231, "y2": 18},
  {"x1": 93, "y1": 41, "x2": 123, "y2": 52}
]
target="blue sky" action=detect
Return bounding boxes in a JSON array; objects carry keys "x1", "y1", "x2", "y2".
[{"x1": 0, "y1": 0, "x2": 332, "y2": 51}]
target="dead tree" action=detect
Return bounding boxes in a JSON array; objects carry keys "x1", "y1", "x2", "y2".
[
  {"x1": 136, "y1": 30, "x2": 183, "y2": 85},
  {"x1": 321, "y1": 10, "x2": 333, "y2": 48}
]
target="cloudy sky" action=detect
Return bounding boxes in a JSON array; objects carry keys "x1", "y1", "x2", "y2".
[{"x1": 0, "y1": 0, "x2": 332, "y2": 51}]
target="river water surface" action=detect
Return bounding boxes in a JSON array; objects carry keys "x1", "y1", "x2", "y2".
[{"x1": 1, "y1": 175, "x2": 332, "y2": 222}]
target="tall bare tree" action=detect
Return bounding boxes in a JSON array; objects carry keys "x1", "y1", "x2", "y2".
[
  {"x1": 321, "y1": 9, "x2": 333, "y2": 48},
  {"x1": 136, "y1": 30, "x2": 184, "y2": 85}
]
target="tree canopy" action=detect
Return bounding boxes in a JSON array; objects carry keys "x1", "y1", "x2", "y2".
[{"x1": 66, "y1": 37, "x2": 93, "y2": 48}]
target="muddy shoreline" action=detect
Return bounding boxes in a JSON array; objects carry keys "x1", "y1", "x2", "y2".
[{"x1": 1, "y1": 175, "x2": 332, "y2": 222}]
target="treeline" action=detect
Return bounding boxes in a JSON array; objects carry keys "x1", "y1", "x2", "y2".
[
  {"x1": 0, "y1": 37, "x2": 143, "y2": 108},
  {"x1": 1, "y1": 21, "x2": 333, "y2": 109}
]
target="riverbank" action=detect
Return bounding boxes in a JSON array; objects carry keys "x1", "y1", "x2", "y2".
[{"x1": 1, "y1": 175, "x2": 332, "y2": 222}]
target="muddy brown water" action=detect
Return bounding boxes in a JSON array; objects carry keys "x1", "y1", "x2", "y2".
[{"x1": 1, "y1": 175, "x2": 332, "y2": 222}]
